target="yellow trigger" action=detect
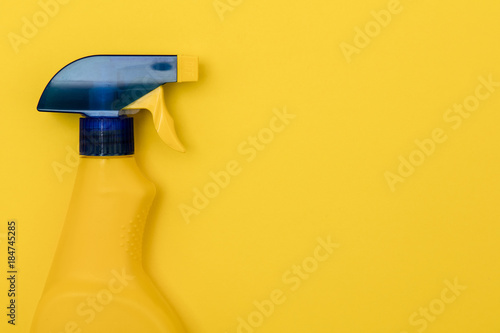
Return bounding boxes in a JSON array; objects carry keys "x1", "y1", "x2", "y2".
[{"x1": 122, "y1": 86, "x2": 186, "y2": 152}]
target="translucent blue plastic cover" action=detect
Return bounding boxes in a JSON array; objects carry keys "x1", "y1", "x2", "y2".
[{"x1": 37, "y1": 55, "x2": 178, "y2": 117}]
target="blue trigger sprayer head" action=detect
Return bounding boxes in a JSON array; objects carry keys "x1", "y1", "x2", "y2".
[{"x1": 38, "y1": 55, "x2": 199, "y2": 155}]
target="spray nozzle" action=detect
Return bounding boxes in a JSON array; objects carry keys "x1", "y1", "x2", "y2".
[{"x1": 38, "y1": 55, "x2": 198, "y2": 153}]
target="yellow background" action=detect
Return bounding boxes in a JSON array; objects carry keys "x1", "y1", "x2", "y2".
[{"x1": 1, "y1": 0, "x2": 500, "y2": 332}]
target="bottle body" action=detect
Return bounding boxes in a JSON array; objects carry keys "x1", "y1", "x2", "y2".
[{"x1": 31, "y1": 156, "x2": 185, "y2": 333}]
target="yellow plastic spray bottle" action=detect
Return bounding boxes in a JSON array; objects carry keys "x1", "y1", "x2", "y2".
[{"x1": 31, "y1": 55, "x2": 198, "y2": 333}]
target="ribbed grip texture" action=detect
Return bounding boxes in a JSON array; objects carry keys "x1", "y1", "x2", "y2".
[{"x1": 80, "y1": 117, "x2": 134, "y2": 156}]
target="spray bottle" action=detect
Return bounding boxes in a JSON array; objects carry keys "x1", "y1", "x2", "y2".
[{"x1": 31, "y1": 55, "x2": 198, "y2": 333}]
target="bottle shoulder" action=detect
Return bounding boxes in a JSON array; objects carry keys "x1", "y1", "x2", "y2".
[{"x1": 74, "y1": 156, "x2": 156, "y2": 198}]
